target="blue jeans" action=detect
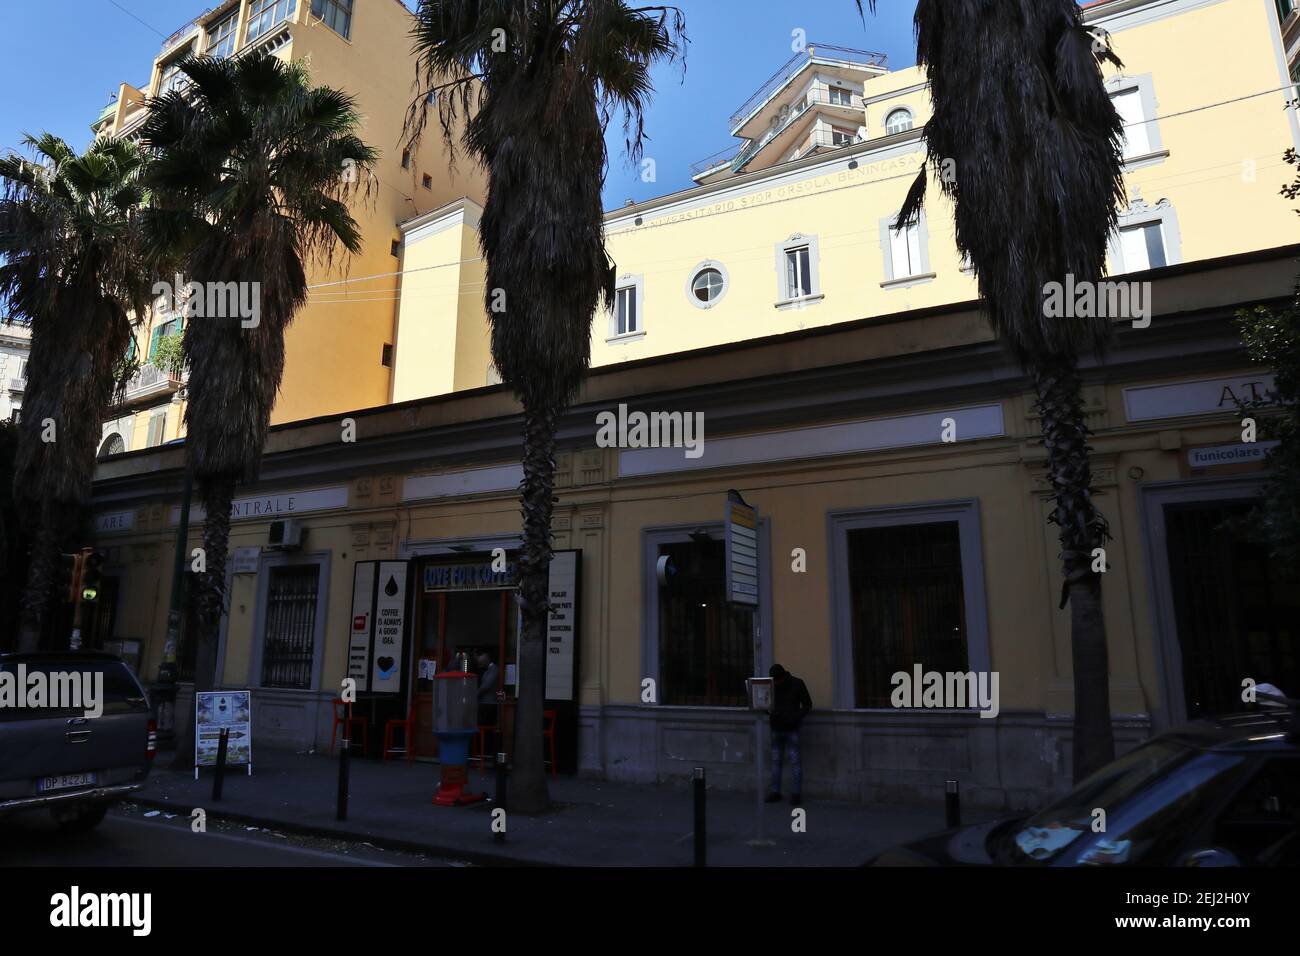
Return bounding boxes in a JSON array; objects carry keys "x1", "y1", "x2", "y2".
[{"x1": 770, "y1": 729, "x2": 802, "y2": 795}]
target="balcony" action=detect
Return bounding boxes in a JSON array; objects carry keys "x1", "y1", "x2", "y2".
[
  {"x1": 729, "y1": 43, "x2": 886, "y2": 135},
  {"x1": 689, "y1": 144, "x2": 744, "y2": 180},
  {"x1": 121, "y1": 362, "x2": 185, "y2": 406},
  {"x1": 8, "y1": 377, "x2": 23, "y2": 393}
]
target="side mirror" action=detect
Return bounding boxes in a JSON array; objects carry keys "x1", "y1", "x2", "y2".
[{"x1": 1181, "y1": 847, "x2": 1241, "y2": 867}]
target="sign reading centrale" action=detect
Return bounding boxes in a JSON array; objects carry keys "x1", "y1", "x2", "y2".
[{"x1": 169, "y1": 486, "x2": 348, "y2": 525}]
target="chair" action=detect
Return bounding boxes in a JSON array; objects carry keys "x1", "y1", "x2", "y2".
[
  {"x1": 330, "y1": 698, "x2": 368, "y2": 757},
  {"x1": 543, "y1": 709, "x2": 558, "y2": 779},
  {"x1": 382, "y1": 704, "x2": 417, "y2": 763},
  {"x1": 470, "y1": 725, "x2": 495, "y2": 770}
]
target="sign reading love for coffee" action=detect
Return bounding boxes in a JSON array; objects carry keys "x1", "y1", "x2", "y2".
[{"x1": 347, "y1": 561, "x2": 409, "y2": 694}]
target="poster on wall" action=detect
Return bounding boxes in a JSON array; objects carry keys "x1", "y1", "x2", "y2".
[
  {"x1": 725, "y1": 491, "x2": 760, "y2": 607},
  {"x1": 370, "y1": 561, "x2": 409, "y2": 694},
  {"x1": 544, "y1": 551, "x2": 580, "y2": 702},
  {"x1": 348, "y1": 563, "x2": 376, "y2": 692},
  {"x1": 194, "y1": 691, "x2": 252, "y2": 778}
]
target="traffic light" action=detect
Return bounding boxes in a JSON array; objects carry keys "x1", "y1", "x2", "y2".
[
  {"x1": 79, "y1": 548, "x2": 104, "y2": 603},
  {"x1": 58, "y1": 553, "x2": 82, "y2": 604}
]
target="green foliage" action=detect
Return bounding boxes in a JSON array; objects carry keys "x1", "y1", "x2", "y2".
[
  {"x1": 1237, "y1": 299, "x2": 1300, "y2": 570},
  {"x1": 152, "y1": 332, "x2": 185, "y2": 377}
]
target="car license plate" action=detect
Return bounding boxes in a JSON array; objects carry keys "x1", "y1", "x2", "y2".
[{"x1": 37, "y1": 773, "x2": 98, "y2": 793}]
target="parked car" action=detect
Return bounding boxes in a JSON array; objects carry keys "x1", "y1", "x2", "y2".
[
  {"x1": 0, "y1": 652, "x2": 155, "y2": 831},
  {"x1": 869, "y1": 708, "x2": 1300, "y2": 866}
]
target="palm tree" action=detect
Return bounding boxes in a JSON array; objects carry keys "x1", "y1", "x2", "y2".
[
  {"x1": 858, "y1": 0, "x2": 1126, "y2": 779},
  {"x1": 406, "y1": 0, "x2": 686, "y2": 811},
  {"x1": 0, "y1": 135, "x2": 152, "y2": 651},
  {"x1": 141, "y1": 52, "x2": 375, "y2": 752}
]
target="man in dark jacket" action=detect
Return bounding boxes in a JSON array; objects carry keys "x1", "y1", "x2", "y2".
[{"x1": 767, "y1": 664, "x2": 812, "y2": 806}]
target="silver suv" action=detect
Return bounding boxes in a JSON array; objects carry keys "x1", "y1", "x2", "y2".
[{"x1": 0, "y1": 652, "x2": 155, "y2": 831}]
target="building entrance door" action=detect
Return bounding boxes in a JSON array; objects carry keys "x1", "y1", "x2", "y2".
[{"x1": 1165, "y1": 501, "x2": 1300, "y2": 719}]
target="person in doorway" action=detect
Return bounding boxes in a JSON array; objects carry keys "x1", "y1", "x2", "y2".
[
  {"x1": 475, "y1": 650, "x2": 499, "y2": 729},
  {"x1": 767, "y1": 664, "x2": 812, "y2": 806}
]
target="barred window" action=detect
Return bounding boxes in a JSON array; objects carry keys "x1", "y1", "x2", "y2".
[{"x1": 261, "y1": 564, "x2": 321, "y2": 689}]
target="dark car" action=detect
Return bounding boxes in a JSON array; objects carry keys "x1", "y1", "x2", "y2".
[
  {"x1": 0, "y1": 652, "x2": 156, "y2": 831},
  {"x1": 870, "y1": 708, "x2": 1300, "y2": 866}
]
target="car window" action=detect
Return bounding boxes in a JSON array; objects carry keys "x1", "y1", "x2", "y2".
[
  {"x1": 1005, "y1": 740, "x2": 1210, "y2": 863},
  {"x1": 0, "y1": 659, "x2": 148, "y2": 721},
  {"x1": 1212, "y1": 758, "x2": 1300, "y2": 865}
]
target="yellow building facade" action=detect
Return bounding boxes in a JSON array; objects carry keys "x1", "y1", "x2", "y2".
[{"x1": 80, "y1": 0, "x2": 1300, "y2": 806}]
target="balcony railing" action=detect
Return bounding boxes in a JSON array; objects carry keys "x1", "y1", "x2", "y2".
[
  {"x1": 123, "y1": 362, "x2": 185, "y2": 401},
  {"x1": 689, "y1": 144, "x2": 744, "y2": 178},
  {"x1": 729, "y1": 43, "x2": 886, "y2": 132},
  {"x1": 8, "y1": 377, "x2": 23, "y2": 393}
]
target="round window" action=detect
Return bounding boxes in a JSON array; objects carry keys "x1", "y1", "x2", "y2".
[{"x1": 692, "y1": 268, "x2": 724, "y2": 303}]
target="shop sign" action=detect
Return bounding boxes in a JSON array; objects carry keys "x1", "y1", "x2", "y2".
[
  {"x1": 726, "y1": 493, "x2": 759, "y2": 606},
  {"x1": 545, "y1": 551, "x2": 579, "y2": 702},
  {"x1": 348, "y1": 561, "x2": 409, "y2": 694},
  {"x1": 423, "y1": 562, "x2": 519, "y2": 591},
  {"x1": 1188, "y1": 441, "x2": 1278, "y2": 470}
]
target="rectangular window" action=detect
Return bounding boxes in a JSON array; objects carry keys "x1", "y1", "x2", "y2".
[
  {"x1": 422, "y1": 174, "x2": 433, "y2": 190},
  {"x1": 149, "y1": 317, "x2": 181, "y2": 361},
  {"x1": 1119, "y1": 221, "x2": 1167, "y2": 271},
  {"x1": 311, "y1": 0, "x2": 352, "y2": 39},
  {"x1": 828, "y1": 86, "x2": 853, "y2": 107},
  {"x1": 261, "y1": 564, "x2": 321, "y2": 689},
  {"x1": 889, "y1": 219, "x2": 922, "y2": 278},
  {"x1": 206, "y1": 11, "x2": 238, "y2": 58},
  {"x1": 615, "y1": 285, "x2": 638, "y2": 335},
  {"x1": 146, "y1": 412, "x2": 167, "y2": 447},
  {"x1": 785, "y1": 245, "x2": 812, "y2": 298},
  {"x1": 1111, "y1": 88, "x2": 1151, "y2": 159},
  {"x1": 401, "y1": 148, "x2": 411, "y2": 170},
  {"x1": 846, "y1": 521, "x2": 968, "y2": 708},
  {"x1": 381, "y1": 343, "x2": 393, "y2": 367},
  {"x1": 657, "y1": 539, "x2": 753, "y2": 707},
  {"x1": 159, "y1": 54, "x2": 192, "y2": 95},
  {"x1": 831, "y1": 127, "x2": 855, "y2": 146},
  {"x1": 247, "y1": 0, "x2": 296, "y2": 43}
]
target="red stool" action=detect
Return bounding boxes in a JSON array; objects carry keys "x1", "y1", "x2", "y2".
[
  {"x1": 383, "y1": 705, "x2": 417, "y2": 763},
  {"x1": 330, "y1": 698, "x2": 368, "y2": 757},
  {"x1": 543, "y1": 709, "x2": 558, "y2": 779},
  {"x1": 470, "y1": 725, "x2": 494, "y2": 770}
]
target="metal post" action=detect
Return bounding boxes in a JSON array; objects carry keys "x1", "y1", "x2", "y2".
[
  {"x1": 212, "y1": 727, "x2": 229, "y2": 801},
  {"x1": 945, "y1": 779, "x2": 961, "y2": 829},
  {"x1": 693, "y1": 767, "x2": 707, "y2": 867},
  {"x1": 337, "y1": 735, "x2": 350, "y2": 821},
  {"x1": 494, "y1": 752, "x2": 508, "y2": 843},
  {"x1": 755, "y1": 712, "x2": 765, "y2": 842},
  {"x1": 158, "y1": 468, "x2": 192, "y2": 684}
]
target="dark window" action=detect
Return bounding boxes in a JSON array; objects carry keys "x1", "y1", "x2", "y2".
[
  {"x1": 657, "y1": 538, "x2": 753, "y2": 707},
  {"x1": 401, "y1": 149, "x2": 410, "y2": 170},
  {"x1": 390, "y1": 238, "x2": 401, "y2": 257},
  {"x1": 846, "y1": 521, "x2": 967, "y2": 708},
  {"x1": 381, "y1": 343, "x2": 393, "y2": 367},
  {"x1": 261, "y1": 565, "x2": 321, "y2": 689},
  {"x1": 422, "y1": 174, "x2": 433, "y2": 190}
]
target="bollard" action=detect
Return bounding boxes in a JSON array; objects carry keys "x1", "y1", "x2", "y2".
[
  {"x1": 494, "y1": 752, "x2": 508, "y2": 843},
  {"x1": 211, "y1": 727, "x2": 229, "y2": 802},
  {"x1": 337, "y1": 735, "x2": 350, "y2": 821},
  {"x1": 945, "y1": 779, "x2": 961, "y2": 829},
  {"x1": 693, "y1": 767, "x2": 707, "y2": 867}
]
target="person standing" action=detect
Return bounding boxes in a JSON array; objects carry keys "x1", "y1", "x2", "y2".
[{"x1": 766, "y1": 664, "x2": 812, "y2": 806}]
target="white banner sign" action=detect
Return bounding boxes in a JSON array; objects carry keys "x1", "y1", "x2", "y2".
[
  {"x1": 1188, "y1": 441, "x2": 1279, "y2": 469},
  {"x1": 1123, "y1": 375, "x2": 1275, "y2": 423},
  {"x1": 545, "y1": 551, "x2": 579, "y2": 702},
  {"x1": 170, "y1": 486, "x2": 348, "y2": 524},
  {"x1": 348, "y1": 562, "x2": 376, "y2": 692},
  {"x1": 232, "y1": 547, "x2": 260, "y2": 574},
  {"x1": 370, "y1": 562, "x2": 408, "y2": 694}
]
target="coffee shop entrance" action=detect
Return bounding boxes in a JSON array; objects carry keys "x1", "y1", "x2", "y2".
[{"x1": 386, "y1": 551, "x2": 581, "y2": 772}]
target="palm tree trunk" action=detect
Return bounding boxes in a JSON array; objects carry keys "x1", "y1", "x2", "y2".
[
  {"x1": 512, "y1": 401, "x2": 558, "y2": 813},
  {"x1": 16, "y1": 516, "x2": 58, "y2": 652},
  {"x1": 1032, "y1": 356, "x2": 1115, "y2": 781},
  {"x1": 172, "y1": 475, "x2": 234, "y2": 770}
]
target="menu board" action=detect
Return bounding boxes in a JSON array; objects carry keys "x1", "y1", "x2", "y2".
[{"x1": 194, "y1": 690, "x2": 252, "y2": 776}]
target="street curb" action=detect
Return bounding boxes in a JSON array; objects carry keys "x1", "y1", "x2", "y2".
[{"x1": 126, "y1": 795, "x2": 555, "y2": 868}]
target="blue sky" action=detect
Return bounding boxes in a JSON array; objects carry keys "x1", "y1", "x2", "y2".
[{"x1": 0, "y1": 0, "x2": 919, "y2": 207}]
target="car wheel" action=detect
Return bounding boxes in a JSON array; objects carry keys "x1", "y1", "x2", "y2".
[{"x1": 51, "y1": 804, "x2": 109, "y2": 833}]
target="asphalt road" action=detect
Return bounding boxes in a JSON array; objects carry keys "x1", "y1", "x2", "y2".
[{"x1": 0, "y1": 803, "x2": 462, "y2": 867}]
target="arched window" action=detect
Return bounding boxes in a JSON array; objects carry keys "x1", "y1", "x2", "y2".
[
  {"x1": 97, "y1": 433, "x2": 126, "y2": 460},
  {"x1": 885, "y1": 108, "x2": 914, "y2": 135}
]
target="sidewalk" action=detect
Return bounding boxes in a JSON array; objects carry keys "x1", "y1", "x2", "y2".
[{"x1": 136, "y1": 750, "x2": 992, "y2": 866}]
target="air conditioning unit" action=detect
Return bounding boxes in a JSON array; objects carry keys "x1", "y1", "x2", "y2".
[{"x1": 268, "y1": 518, "x2": 304, "y2": 550}]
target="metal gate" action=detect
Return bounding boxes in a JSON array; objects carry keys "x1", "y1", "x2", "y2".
[{"x1": 261, "y1": 564, "x2": 321, "y2": 689}]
